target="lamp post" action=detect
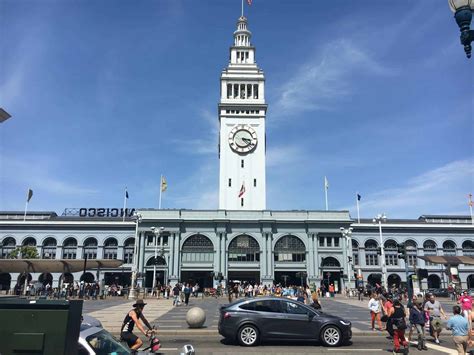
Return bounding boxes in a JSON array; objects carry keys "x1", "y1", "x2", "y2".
[
  {"x1": 448, "y1": 0, "x2": 474, "y2": 58},
  {"x1": 340, "y1": 227, "x2": 353, "y2": 289},
  {"x1": 373, "y1": 214, "x2": 388, "y2": 289},
  {"x1": 130, "y1": 212, "x2": 142, "y2": 299},
  {"x1": 150, "y1": 227, "x2": 164, "y2": 292}
]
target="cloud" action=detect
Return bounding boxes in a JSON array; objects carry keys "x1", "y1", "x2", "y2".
[
  {"x1": 345, "y1": 159, "x2": 474, "y2": 218},
  {"x1": 272, "y1": 39, "x2": 396, "y2": 118}
]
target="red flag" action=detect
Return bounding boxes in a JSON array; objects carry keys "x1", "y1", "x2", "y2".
[
  {"x1": 247, "y1": 0, "x2": 252, "y2": 5},
  {"x1": 238, "y1": 183, "x2": 246, "y2": 198}
]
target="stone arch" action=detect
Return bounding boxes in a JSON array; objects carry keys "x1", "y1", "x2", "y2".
[
  {"x1": 321, "y1": 256, "x2": 340, "y2": 267},
  {"x1": 181, "y1": 234, "x2": 214, "y2": 263},
  {"x1": 365, "y1": 239, "x2": 379, "y2": 248},
  {"x1": 39, "y1": 272, "x2": 53, "y2": 286},
  {"x1": 388, "y1": 274, "x2": 401, "y2": 288},
  {"x1": 273, "y1": 233, "x2": 308, "y2": 251},
  {"x1": 60, "y1": 273, "x2": 74, "y2": 285},
  {"x1": 146, "y1": 256, "x2": 167, "y2": 266},
  {"x1": 462, "y1": 241, "x2": 474, "y2": 256},
  {"x1": 228, "y1": 234, "x2": 260, "y2": 262},
  {"x1": 83, "y1": 237, "x2": 98, "y2": 259},
  {"x1": 123, "y1": 237, "x2": 135, "y2": 264},
  {"x1": 467, "y1": 274, "x2": 474, "y2": 288},
  {"x1": 42, "y1": 237, "x2": 57, "y2": 259},
  {"x1": 0, "y1": 273, "x2": 11, "y2": 291},
  {"x1": 62, "y1": 237, "x2": 78, "y2": 259},
  {"x1": 274, "y1": 235, "x2": 306, "y2": 262},
  {"x1": 182, "y1": 233, "x2": 215, "y2": 250},
  {"x1": 384, "y1": 239, "x2": 398, "y2": 249},
  {"x1": 80, "y1": 272, "x2": 95, "y2": 283},
  {"x1": 443, "y1": 240, "x2": 456, "y2": 256},
  {"x1": 352, "y1": 239, "x2": 359, "y2": 249},
  {"x1": 63, "y1": 237, "x2": 77, "y2": 247},
  {"x1": 367, "y1": 273, "x2": 382, "y2": 287},
  {"x1": 427, "y1": 274, "x2": 441, "y2": 289},
  {"x1": 22, "y1": 236, "x2": 37, "y2": 246},
  {"x1": 1, "y1": 237, "x2": 16, "y2": 258},
  {"x1": 103, "y1": 237, "x2": 118, "y2": 260},
  {"x1": 423, "y1": 239, "x2": 437, "y2": 249}
]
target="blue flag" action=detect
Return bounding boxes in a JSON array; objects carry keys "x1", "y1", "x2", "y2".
[{"x1": 357, "y1": 193, "x2": 361, "y2": 201}]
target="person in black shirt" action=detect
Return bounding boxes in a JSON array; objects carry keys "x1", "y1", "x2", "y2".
[{"x1": 121, "y1": 299, "x2": 152, "y2": 350}]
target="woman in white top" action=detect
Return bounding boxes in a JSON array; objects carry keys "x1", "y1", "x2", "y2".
[{"x1": 368, "y1": 293, "x2": 383, "y2": 331}]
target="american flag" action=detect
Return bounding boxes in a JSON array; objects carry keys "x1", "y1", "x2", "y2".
[
  {"x1": 238, "y1": 183, "x2": 246, "y2": 198},
  {"x1": 247, "y1": 0, "x2": 252, "y2": 5}
]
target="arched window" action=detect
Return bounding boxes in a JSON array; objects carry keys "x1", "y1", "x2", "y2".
[
  {"x1": 123, "y1": 238, "x2": 135, "y2": 264},
  {"x1": 321, "y1": 256, "x2": 340, "y2": 267},
  {"x1": 146, "y1": 256, "x2": 166, "y2": 266},
  {"x1": 352, "y1": 240, "x2": 359, "y2": 266},
  {"x1": 22, "y1": 237, "x2": 36, "y2": 246},
  {"x1": 62, "y1": 238, "x2": 77, "y2": 259},
  {"x1": 462, "y1": 241, "x2": 474, "y2": 256},
  {"x1": 182, "y1": 235, "x2": 214, "y2": 262},
  {"x1": 423, "y1": 240, "x2": 437, "y2": 266},
  {"x1": 83, "y1": 237, "x2": 98, "y2": 260},
  {"x1": 1, "y1": 237, "x2": 16, "y2": 259},
  {"x1": 42, "y1": 237, "x2": 57, "y2": 259},
  {"x1": 228, "y1": 235, "x2": 260, "y2": 262},
  {"x1": 405, "y1": 240, "x2": 418, "y2": 266},
  {"x1": 443, "y1": 240, "x2": 456, "y2": 256},
  {"x1": 365, "y1": 240, "x2": 379, "y2": 266},
  {"x1": 384, "y1": 240, "x2": 398, "y2": 266},
  {"x1": 274, "y1": 236, "x2": 306, "y2": 262},
  {"x1": 103, "y1": 238, "x2": 118, "y2": 260}
]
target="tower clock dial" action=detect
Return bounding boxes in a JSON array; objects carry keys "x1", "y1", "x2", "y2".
[{"x1": 228, "y1": 125, "x2": 258, "y2": 153}]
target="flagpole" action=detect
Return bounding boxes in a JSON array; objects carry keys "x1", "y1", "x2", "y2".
[
  {"x1": 159, "y1": 175, "x2": 163, "y2": 209},
  {"x1": 356, "y1": 192, "x2": 360, "y2": 224},
  {"x1": 123, "y1": 187, "x2": 127, "y2": 222},
  {"x1": 324, "y1": 177, "x2": 328, "y2": 211},
  {"x1": 469, "y1": 194, "x2": 473, "y2": 225},
  {"x1": 23, "y1": 200, "x2": 28, "y2": 222},
  {"x1": 23, "y1": 188, "x2": 30, "y2": 222},
  {"x1": 241, "y1": 0, "x2": 244, "y2": 17}
]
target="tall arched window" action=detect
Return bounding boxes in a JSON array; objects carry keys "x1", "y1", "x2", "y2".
[
  {"x1": 62, "y1": 238, "x2": 77, "y2": 259},
  {"x1": 22, "y1": 237, "x2": 36, "y2": 246},
  {"x1": 103, "y1": 238, "x2": 118, "y2": 259},
  {"x1": 123, "y1": 238, "x2": 135, "y2": 264},
  {"x1": 443, "y1": 240, "x2": 456, "y2": 256},
  {"x1": 42, "y1": 237, "x2": 57, "y2": 259},
  {"x1": 228, "y1": 235, "x2": 260, "y2": 262},
  {"x1": 182, "y1": 235, "x2": 214, "y2": 262},
  {"x1": 423, "y1": 240, "x2": 437, "y2": 266},
  {"x1": 274, "y1": 236, "x2": 306, "y2": 262},
  {"x1": 83, "y1": 237, "x2": 98, "y2": 260},
  {"x1": 462, "y1": 241, "x2": 474, "y2": 256},
  {"x1": 1, "y1": 237, "x2": 16, "y2": 259},
  {"x1": 384, "y1": 240, "x2": 398, "y2": 266},
  {"x1": 352, "y1": 240, "x2": 360, "y2": 266},
  {"x1": 405, "y1": 240, "x2": 418, "y2": 266},
  {"x1": 365, "y1": 240, "x2": 379, "y2": 266}
]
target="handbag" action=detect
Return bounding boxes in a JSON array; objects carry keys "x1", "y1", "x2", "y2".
[{"x1": 392, "y1": 317, "x2": 407, "y2": 330}]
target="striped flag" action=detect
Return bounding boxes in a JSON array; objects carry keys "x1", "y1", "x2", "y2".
[
  {"x1": 238, "y1": 183, "x2": 246, "y2": 198},
  {"x1": 161, "y1": 176, "x2": 168, "y2": 192}
]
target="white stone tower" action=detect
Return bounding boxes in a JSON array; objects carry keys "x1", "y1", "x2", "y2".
[{"x1": 218, "y1": 16, "x2": 267, "y2": 210}]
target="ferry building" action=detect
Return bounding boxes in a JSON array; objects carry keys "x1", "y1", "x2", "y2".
[{"x1": 1, "y1": 16, "x2": 473, "y2": 292}]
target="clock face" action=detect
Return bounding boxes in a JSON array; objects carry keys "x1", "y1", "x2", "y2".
[{"x1": 228, "y1": 125, "x2": 258, "y2": 153}]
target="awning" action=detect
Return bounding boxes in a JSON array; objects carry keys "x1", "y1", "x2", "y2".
[
  {"x1": 417, "y1": 256, "x2": 474, "y2": 265},
  {"x1": 0, "y1": 259, "x2": 124, "y2": 273}
]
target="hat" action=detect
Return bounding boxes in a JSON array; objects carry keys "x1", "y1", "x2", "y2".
[{"x1": 133, "y1": 299, "x2": 147, "y2": 308}]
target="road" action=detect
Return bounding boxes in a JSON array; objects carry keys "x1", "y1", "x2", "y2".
[{"x1": 153, "y1": 334, "x2": 457, "y2": 354}]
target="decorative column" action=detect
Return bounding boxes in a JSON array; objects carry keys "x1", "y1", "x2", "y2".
[
  {"x1": 170, "y1": 233, "x2": 180, "y2": 284},
  {"x1": 313, "y1": 234, "x2": 320, "y2": 284}
]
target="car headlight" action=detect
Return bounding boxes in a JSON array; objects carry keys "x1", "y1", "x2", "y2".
[{"x1": 339, "y1": 320, "x2": 351, "y2": 326}]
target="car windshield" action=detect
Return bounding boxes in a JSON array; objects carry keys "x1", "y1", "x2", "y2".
[{"x1": 86, "y1": 330, "x2": 130, "y2": 355}]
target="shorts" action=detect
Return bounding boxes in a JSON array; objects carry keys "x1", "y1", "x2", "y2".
[{"x1": 121, "y1": 331, "x2": 138, "y2": 347}]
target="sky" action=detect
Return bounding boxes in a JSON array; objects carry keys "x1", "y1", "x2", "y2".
[{"x1": 0, "y1": 0, "x2": 473, "y2": 219}]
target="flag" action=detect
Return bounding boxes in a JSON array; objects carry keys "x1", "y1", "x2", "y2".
[
  {"x1": 324, "y1": 176, "x2": 329, "y2": 190},
  {"x1": 125, "y1": 188, "x2": 129, "y2": 199},
  {"x1": 27, "y1": 189, "x2": 33, "y2": 202},
  {"x1": 247, "y1": 0, "x2": 252, "y2": 5},
  {"x1": 161, "y1": 176, "x2": 168, "y2": 192},
  {"x1": 469, "y1": 194, "x2": 473, "y2": 207},
  {"x1": 238, "y1": 183, "x2": 246, "y2": 198},
  {"x1": 357, "y1": 193, "x2": 361, "y2": 201}
]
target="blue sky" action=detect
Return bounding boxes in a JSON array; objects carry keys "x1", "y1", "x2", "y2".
[{"x1": 0, "y1": 0, "x2": 472, "y2": 219}]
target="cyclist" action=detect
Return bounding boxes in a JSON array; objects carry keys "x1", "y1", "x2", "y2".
[{"x1": 121, "y1": 299, "x2": 153, "y2": 351}]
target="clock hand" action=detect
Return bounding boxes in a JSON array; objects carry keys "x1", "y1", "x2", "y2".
[{"x1": 242, "y1": 138, "x2": 251, "y2": 145}]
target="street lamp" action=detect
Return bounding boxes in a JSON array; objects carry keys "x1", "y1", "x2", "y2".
[
  {"x1": 448, "y1": 0, "x2": 474, "y2": 58},
  {"x1": 340, "y1": 227, "x2": 353, "y2": 289},
  {"x1": 150, "y1": 226, "x2": 164, "y2": 292},
  {"x1": 130, "y1": 212, "x2": 142, "y2": 299},
  {"x1": 373, "y1": 214, "x2": 388, "y2": 289}
]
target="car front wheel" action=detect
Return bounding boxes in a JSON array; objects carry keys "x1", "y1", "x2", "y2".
[
  {"x1": 320, "y1": 325, "x2": 342, "y2": 347},
  {"x1": 237, "y1": 324, "x2": 259, "y2": 346}
]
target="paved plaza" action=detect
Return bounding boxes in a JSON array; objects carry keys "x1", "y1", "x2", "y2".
[{"x1": 82, "y1": 295, "x2": 467, "y2": 354}]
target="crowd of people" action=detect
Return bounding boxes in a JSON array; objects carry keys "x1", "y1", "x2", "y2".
[{"x1": 367, "y1": 288, "x2": 473, "y2": 354}]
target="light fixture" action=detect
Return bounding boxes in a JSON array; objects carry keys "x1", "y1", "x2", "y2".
[{"x1": 448, "y1": 0, "x2": 474, "y2": 58}]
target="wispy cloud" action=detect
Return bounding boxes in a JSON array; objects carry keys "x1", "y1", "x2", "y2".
[
  {"x1": 345, "y1": 159, "x2": 474, "y2": 218},
  {"x1": 272, "y1": 39, "x2": 396, "y2": 118}
]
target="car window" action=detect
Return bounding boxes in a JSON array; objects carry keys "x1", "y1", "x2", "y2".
[
  {"x1": 282, "y1": 301, "x2": 309, "y2": 315},
  {"x1": 86, "y1": 329, "x2": 129, "y2": 355},
  {"x1": 251, "y1": 300, "x2": 281, "y2": 313},
  {"x1": 239, "y1": 302, "x2": 255, "y2": 310}
]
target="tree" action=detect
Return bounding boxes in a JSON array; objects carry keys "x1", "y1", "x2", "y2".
[{"x1": 9, "y1": 246, "x2": 39, "y2": 259}]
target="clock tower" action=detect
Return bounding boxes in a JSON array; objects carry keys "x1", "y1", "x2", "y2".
[{"x1": 218, "y1": 16, "x2": 267, "y2": 210}]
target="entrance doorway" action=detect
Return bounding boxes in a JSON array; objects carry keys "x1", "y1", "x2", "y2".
[
  {"x1": 228, "y1": 271, "x2": 260, "y2": 285},
  {"x1": 320, "y1": 271, "x2": 341, "y2": 293},
  {"x1": 427, "y1": 274, "x2": 441, "y2": 289},
  {"x1": 181, "y1": 271, "x2": 213, "y2": 288},
  {"x1": 104, "y1": 272, "x2": 131, "y2": 287},
  {"x1": 367, "y1": 273, "x2": 382, "y2": 287},
  {"x1": 274, "y1": 271, "x2": 306, "y2": 286},
  {"x1": 145, "y1": 270, "x2": 165, "y2": 288},
  {"x1": 0, "y1": 273, "x2": 11, "y2": 292}
]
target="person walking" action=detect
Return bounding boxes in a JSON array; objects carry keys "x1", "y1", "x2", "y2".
[
  {"x1": 424, "y1": 294, "x2": 447, "y2": 344},
  {"x1": 388, "y1": 299, "x2": 409, "y2": 354},
  {"x1": 409, "y1": 299, "x2": 428, "y2": 350},
  {"x1": 458, "y1": 290, "x2": 473, "y2": 327},
  {"x1": 172, "y1": 284, "x2": 180, "y2": 306},
  {"x1": 447, "y1": 305, "x2": 471, "y2": 355},
  {"x1": 368, "y1": 293, "x2": 383, "y2": 331},
  {"x1": 184, "y1": 283, "x2": 191, "y2": 306}
]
